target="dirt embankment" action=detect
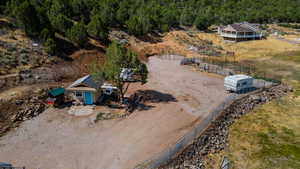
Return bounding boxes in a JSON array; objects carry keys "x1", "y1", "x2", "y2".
[
  {"x1": 110, "y1": 30, "x2": 228, "y2": 60},
  {"x1": 158, "y1": 85, "x2": 291, "y2": 169}
]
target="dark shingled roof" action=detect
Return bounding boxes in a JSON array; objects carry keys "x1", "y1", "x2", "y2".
[{"x1": 223, "y1": 22, "x2": 260, "y2": 33}]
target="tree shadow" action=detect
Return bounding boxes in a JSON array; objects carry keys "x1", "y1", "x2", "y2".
[
  {"x1": 135, "y1": 89, "x2": 177, "y2": 103},
  {"x1": 84, "y1": 41, "x2": 106, "y2": 53},
  {"x1": 55, "y1": 37, "x2": 79, "y2": 61},
  {"x1": 127, "y1": 90, "x2": 177, "y2": 112},
  {"x1": 136, "y1": 32, "x2": 163, "y2": 44}
]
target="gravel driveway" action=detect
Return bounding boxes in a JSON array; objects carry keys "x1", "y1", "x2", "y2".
[{"x1": 0, "y1": 56, "x2": 231, "y2": 169}]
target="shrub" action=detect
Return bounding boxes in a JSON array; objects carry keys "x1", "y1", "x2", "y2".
[{"x1": 44, "y1": 38, "x2": 56, "y2": 55}]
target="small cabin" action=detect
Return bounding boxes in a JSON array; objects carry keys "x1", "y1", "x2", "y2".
[
  {"x1": 66, "y1": 75, "x2": 102, "y2": 105},
  {"x1": 224, "y1": 74, "x2": 254, "y2": 92}
]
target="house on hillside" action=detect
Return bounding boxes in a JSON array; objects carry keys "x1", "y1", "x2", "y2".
[
  {"x1": 66, "y1": 75, "x2": 102, "y2": 105},
  {"x1": 218, "y1": 22, "x2": 263, "y2": 42}
]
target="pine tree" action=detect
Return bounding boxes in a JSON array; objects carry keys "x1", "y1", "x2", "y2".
[
  {"x1": 67, "y1": 20, "x2": 88, "y2": 47},
  {"x1": 87, "y1": 14, "x2": 108, "y2": 42}
]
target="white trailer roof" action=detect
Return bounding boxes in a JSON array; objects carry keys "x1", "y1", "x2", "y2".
[{"x1": 225, "y1": 74, "x2": 253, "y2": 82}]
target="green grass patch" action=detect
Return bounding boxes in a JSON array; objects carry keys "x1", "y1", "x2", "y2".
[
  {"x1": 272, "y1": 51, "x2": 300, "y2": 64},
  {"x1": 256, "y1": 127, "x2": 300, "y2": 169}
]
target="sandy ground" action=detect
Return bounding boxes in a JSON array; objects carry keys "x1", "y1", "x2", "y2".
[{"x1": 0, "y1": 56, "x2": 230, "y2": 169}]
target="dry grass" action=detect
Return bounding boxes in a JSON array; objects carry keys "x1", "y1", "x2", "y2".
[
  {"x1": 204, "y1": 92, "x2": 300, "y2": 169},
  {"x1": 199, "y1": 26, "x2": 300, "y2": 169},
  {"x1": 196, "y1": 33, "x2": 300, "y2": 61}
]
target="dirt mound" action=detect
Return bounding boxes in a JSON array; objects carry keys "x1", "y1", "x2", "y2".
[
  {"x1": 69, "y1": 49, "x2": 105, "y2": 74},
  {"x1": 126, "y1": 31, "x2": 227, "y2": 59}
]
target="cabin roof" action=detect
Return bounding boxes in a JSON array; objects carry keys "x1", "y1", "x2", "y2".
[{"x1": 68, "y1": 75, "x2": 101, "y2": 90}]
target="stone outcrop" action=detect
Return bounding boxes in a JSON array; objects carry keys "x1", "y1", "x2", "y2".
[{"x1": 159, "y1": 85, "x2": 291, "y2": 169}]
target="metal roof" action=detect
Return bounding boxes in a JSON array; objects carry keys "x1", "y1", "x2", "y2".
[
  {"x1": 49, "y1": 88, "x2": 65, "y2": 97},
  {"x1": 223, "y1": 22, "x2": 260, "y2": 33},
  {"x1": 68, "y1": 75, "x2": 101, "y2": 89},
  {"x1": 225, "y1": 74, "x2": 253, "y2": 81}
]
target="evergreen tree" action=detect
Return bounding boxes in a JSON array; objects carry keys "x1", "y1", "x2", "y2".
[
  {"x1": 15, "y1": 0, "x2": 41, "y2": 36},
  {"x1": 126, "y1": 10, "x2": 152, "y2": 36},
  {"x1": 49, "y1": 14, "x2": 73, "y2": 34},
  {"x1": 67, "y1": 20, "x2": 88, "y2": 47},
  {"x1": 44, "y1": 38, "x2": 57, "y2": 55},
  {"x1": 91, "y1": 41, "x2": 148, "y2": 101},
  {"x1": 87, "y1": 14, "x2": 108, "y2": 42}
]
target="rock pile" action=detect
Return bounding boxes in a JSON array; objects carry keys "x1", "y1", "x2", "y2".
[{"x1": 159, "y1": 85, "x2": 291, "y2": 169}]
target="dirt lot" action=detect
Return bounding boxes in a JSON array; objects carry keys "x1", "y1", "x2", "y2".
[{"x1": 0, "y1": 56, "x2": 231, "y2": 169}]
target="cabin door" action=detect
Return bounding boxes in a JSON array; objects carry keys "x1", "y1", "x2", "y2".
[{"x1": 84, "y1": 92, "x2": 93, "y2": 105}]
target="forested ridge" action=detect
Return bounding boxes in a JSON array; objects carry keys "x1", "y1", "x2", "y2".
[{"x1": 1, "y1": 0, "x2": 300, "y2": 54}]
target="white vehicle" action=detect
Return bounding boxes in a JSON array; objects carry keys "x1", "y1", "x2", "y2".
[
  {"x1": 101, "y1": 83, "x2": 118, "y2": 95},
  {"x1": 224, "y1": 74, "x2": 254, "y2": 92},
  {"x1": 120, "y1": 68, "x2": 135, "y2": 82}
]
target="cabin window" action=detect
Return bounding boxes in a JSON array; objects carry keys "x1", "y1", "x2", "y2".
[
  {"x1": 76, "y1": 91, "x2": 83, "y2": 97},
  {"x1": 242, "y1": 82, "x2": 247, "y2": 86},
  {"x1": 237, "y1": 83, "x2": 240, "y2": 87}
]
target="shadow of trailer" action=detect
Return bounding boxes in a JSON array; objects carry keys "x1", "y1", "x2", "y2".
[{"x1": 0, "y1": 162, "x2": 25, "y2": 169}]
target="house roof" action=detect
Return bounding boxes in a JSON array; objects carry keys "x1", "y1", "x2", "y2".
[
  {"x1": 68, "y1": 75, "x2": 101, "y2": 89},
  {"x1": 223, "y1": 22, "x2": 260, "y2": 32},
  {"x1": 66, "y1": 87, "x2": 97, "y2": 92},
  {"x1": 225, "y1": 74, "x2": 253, "y2": 82},
  {"x1": 49, "y1": 88, "x2": 65, "y2": 97}
]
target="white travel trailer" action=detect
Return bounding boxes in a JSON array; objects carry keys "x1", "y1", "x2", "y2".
[{"x1": 224, "y1": 74, "x2": 254, "y2": 92}]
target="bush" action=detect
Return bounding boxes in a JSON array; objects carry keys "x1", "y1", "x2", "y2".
[{"x1": 44, "y1": 38, "x2": 56, "y2": 55}]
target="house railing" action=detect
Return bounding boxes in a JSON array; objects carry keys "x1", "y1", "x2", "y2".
[{"x1": 220, "y1": 32, "x2": 262, "y2": 38}]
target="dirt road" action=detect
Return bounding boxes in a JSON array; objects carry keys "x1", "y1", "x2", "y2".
[{"x1": 0, "y1": 56, "x2": 230, "y2": 169}]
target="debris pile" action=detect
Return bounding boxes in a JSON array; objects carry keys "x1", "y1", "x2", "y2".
[
  {"x1": 13, "y1": 97, "x2": 46, "y2": 122},
  {"x1": 0, "y1": 89, "x2": 48, "y2": 136},
  {"x1": 159, "y1": 84, "x2": 291, "y2": 169}
]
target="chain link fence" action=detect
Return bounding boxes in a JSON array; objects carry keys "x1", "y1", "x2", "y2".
[{"x1": 158, "y1": 55, "x2": 283, "y2": 87}]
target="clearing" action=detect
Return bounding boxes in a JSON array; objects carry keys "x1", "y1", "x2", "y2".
[{"x1": 0, "y1": 56, "x2": 231, "y2": 169}]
